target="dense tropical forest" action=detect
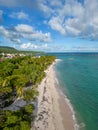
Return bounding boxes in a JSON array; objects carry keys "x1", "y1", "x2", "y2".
[
  {"x1": 0, "y1": 55, "x2": 56, "y2": 130},
  {"x1": 0, "y1": 46, "x2": 44, "y2": 55}
]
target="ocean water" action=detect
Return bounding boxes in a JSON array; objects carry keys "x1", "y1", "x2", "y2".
[{"x1": 48, "y1": 53, "x2": 98, "y2": 130}]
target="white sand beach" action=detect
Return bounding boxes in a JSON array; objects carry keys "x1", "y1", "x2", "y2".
[{"x1": 31, "y1": 59, "x2": 75, "y2": 130}]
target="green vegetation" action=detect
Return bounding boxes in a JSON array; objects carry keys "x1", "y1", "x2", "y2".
[
  {"x1": 0, "y1": 105, "x2": 33, "y2": 130},
  {"x1": 0, "y1": 55, "x2": 56, "y2": 130},
  {"x1": 0, "y1": 46, "x2": 18, "y2": 53},
  {"x1": 0, "y1": 46, "x2": 44, "y2": 55}
]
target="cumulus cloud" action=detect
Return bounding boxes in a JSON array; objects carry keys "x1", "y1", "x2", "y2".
[
  {"x1": 14, "y1": 24, "x2": 51, "y2": 42},
  {"x1": 0, "y1": 24, "x2": 51, "y2": 44},
  {"x1": 38, "y1": 1, "x2": 53, "y2": 16},
  {"x1": 20, "y1": 43, "x2": 38, "y2": 49},
  {"x1": 0, "y1": 26, "x2": 13, "y2": 40},
  {"x1": 37, "y1": 0, "x2": 63, "y2": 16},
  {"x1": 20, "y1": 42, "x2": 49, "y2": 50},
  {"x1": 15, "y1": 24, "x2": 34, "y2": 33},
  {"x1": 0, "y1": 26, "x2": 21, "y2": 43},
  {"x1": 50, "y1": 0, "x2": 62, "y2": 7},
  {"x1": 0, "y1": 0, "x2": 98, "y2": 40},
  {"x1": 48, "y1": 17, "x2": 65, "y2": 35},
  {"x1": 0, "y1": 0, "x2": 60, "y2": 16},
  {"x1": 20, "y1": 42, "x2": 51, "y2": 51},
  {"x1": 28, "y1": 0, "x2": 98, "y2": 40},
  {"x1": 48, "y1": 0, "x2": 84, "y2": 35},
  {"x1": 9, "y1": 11, "x2": 29, "y2": 20},
  {"x1": 48, "y1": 0, "x2": 98, "y2": 40}
]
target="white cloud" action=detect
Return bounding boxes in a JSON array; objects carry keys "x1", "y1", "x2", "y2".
[
  {"x1": 38, "y1": 2, "x2": 53, "y2": 15},
  {"x1": 33, "y1": 45, "x2": 38, "y2": 49},
  {"x1": 0, "y1": 26, "x2": 21, "y2": 43},
  {"x1": 20, "y1": 43, "x2": 38, "y2": 49},
  {"x1": 0, "y1": 24, "x2": 52, "y2": 44},
  {"x1": 1, "y1": 0, "x2": 98, "y2": 40},
  {"x1": 59, "y1": 1, "x2": 84, "y2": 18},
  {"x1": 9, "y1": 11, "x2": 29, "y2": 20},
  {"x1": 0, "y1": 0, "x2": 36, "y2": 8},
  {"x1": 11, "y1": 39, "x2": 21, "y2": 44},
  {"x1": 0, "y1": 26, "x2": 11, "y2": 38},
  {"x1": 43, "y1": 43, "x2": 48, "y2": 47},
  {"x1": 20, "y1": 42, "x2": 51, "y2": 51},
  {"x1": 40, "y1": 32, "x2": 51, "y2": 42},
  {"x1": 50, "y1": 0, "x2": 62, "y2": 7},
  {"x1": 48, "y1": 0, "x2": 84, "y2": 36},
  {"x1": 0, "y1": 10, "x2": 3, "y2": 22},
  {"x1": 0, "y1": 0, "x2": 53, "y2": 16},
  {"x1": 47, "y1": 0, "x2": 98, "y2": 40},
  {"x1": 15, "y1": 24, "x2": 34, "y2": 33},
  {"x1": 48, "y1": 17, "x2": 65, "y2": 35},
  {"x1": 15, "y1": 24, "x2": 51, "y2": 42},
  {"x1": 20, "y1": 43, "x2": 32, "y2": 49},
  {"x1": 66, "y1": 25, "x2": 80, "y2": 36}
]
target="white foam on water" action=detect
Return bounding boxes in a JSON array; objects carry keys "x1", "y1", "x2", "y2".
[
  {"x1": 61, "y1": 90, "x2": 79, "y2": 130},
  {"x1": 54, "y1": 75, "x2": 80, "y2": 130},
  {"x1": 54, "y1": 59, "x2": 85, "y2": 130}
]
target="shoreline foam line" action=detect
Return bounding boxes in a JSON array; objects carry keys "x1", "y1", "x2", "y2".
[
  {"x1": 58, "y1": 89, "x2": 79, "y2": 130},
  {"x1": 31, "y1": 59, "x2": 77, "y2": 130},
  {"x1": 53, "y1": 61, "x2": 79, "y2": 130}
]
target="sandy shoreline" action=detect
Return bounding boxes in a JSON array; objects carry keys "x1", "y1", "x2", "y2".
[{"x1": 31, "y1": 59, "x2": 76, "y2": 130}]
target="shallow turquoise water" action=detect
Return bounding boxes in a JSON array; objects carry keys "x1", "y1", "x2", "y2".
[{"x1": 49, "y1": 53, "x2": 98, "y2": 130}]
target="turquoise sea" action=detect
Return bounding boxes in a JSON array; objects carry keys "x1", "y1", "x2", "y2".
[{"x1": 48, "y1": 53, "x2": 98, "y2": 130}]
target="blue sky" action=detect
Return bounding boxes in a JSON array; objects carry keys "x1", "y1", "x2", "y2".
[{"x1": 0, "y1": 0, "x2": 98, "y2": 52}]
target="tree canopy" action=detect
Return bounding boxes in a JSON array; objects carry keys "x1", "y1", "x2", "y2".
[{"x1": 0, "y1": 55, "x2": 56, "y2": 130}]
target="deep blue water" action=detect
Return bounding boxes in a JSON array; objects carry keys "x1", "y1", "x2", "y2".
[{"x1": 48, "y1": 53, "x2": 98, "y2": 130}]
